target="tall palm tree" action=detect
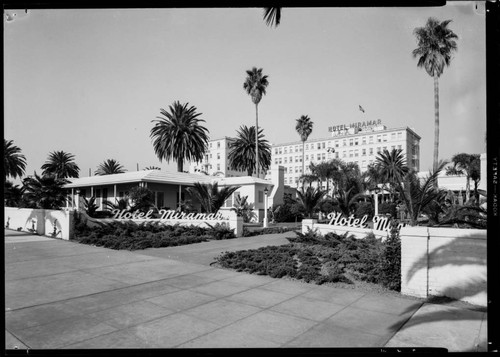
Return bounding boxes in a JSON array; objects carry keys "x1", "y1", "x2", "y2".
[
  {"x1": 243, "y1": 67, "x2": 269, "y2": 178},
  {"x1": 263, "y1": 7, "x2": 282, "y2": 27},
  {"x1": 375, "y1": 149, "x2": 409, "y2": 202},
  {"x1": 186, "y1": 182, "x2": 241, "y2": 213},
  {"x1": 4, "y1": 180, "x2": 25, "y2": 207},
  {"x1": 95, "y1": 159, "x2": 126, "y2": 176},
  {"x1": 41, "y1": 151, "x2": 80, "y2": 179},
  {"x1": 22, "y1": 173, "x2": 68, "y2": 209},
  {"x1": 4, "y1": 139, "x2": 27, "y2": 180},
  {"x1": 228, "y1": 125, "x2": 271, "y2": 176},
  {"x1": 151, "y1": 101, "x2": 209, "y2": 173},
  {"x1": 413, "y1": 18, "x2": 458, "y2": 172},
  {"x1": 295, "y1": 115, "x2": 313, "y2": 176},
  {"x1": 446, "y1": 153, "x2": 481, "y2": 203}
]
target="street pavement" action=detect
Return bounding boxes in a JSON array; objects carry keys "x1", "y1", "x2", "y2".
[{"x1": 4, "y1": 229, "x2": 487, "y2": 351}]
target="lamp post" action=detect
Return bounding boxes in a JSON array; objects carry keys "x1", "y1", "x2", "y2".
[{"x1": 263, "y1": 187, "x2": 269, "y2": 228}]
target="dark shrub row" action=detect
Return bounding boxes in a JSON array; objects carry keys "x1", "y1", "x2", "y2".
[
  {"x1": 242, "y1": 226, "x2": 299, "y2": 237},
  {"x1": 72, "y1": 213, "x2": 235, "y2": 250},
  {"x1": 216, "y1": 227, "x2": 401, "y2": 291}
]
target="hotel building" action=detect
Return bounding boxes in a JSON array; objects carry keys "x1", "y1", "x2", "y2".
[
  {"x1": 273, "y1": 120, "x2": 421, "y2": 187},
  {"x1": 188, "y1": 120, "x2": 421, "y2": 189},
  {"x1": 188, "y1": 136, "x2": 267, "y2": 178}
]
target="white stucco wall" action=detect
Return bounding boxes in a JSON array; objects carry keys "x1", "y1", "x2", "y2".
[{"x1": 400, "y1": 227, "x2": 486, "y2": 307}]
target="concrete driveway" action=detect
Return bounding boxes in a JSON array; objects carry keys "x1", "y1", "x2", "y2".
[{"x1": 4, "y1": 230, "x2": 487, "y2": 351}]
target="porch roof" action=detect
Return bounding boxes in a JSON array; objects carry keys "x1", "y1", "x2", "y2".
[{"x1": 64, "y1": 170, "x2": 213, "y2": 188}]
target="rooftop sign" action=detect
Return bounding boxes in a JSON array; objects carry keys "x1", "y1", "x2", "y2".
[{"x1": 328, "y1": 119, "x2": 382, "y2": 136}]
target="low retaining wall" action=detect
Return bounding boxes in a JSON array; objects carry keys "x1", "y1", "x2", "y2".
[
  {"x1": 302, "y1": 219, "x2": 391, "y2": 240},
  {"x1": 400, "y1": 227, "x2": 486, "y2": 307},
  {"x1": 81, "y1": 211, "x2": 244, "y2": 237},
  {"x1": 4, "y1": 207, "x2": 75, "y2": 240}
]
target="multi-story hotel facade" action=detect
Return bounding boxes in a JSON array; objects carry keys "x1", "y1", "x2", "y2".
[
  {"x1": 273, "y1": 120, "x2": 421, "y2": 187},
  {"x1": 188, "y1": 120, "x2": 421, "y2": 188},
  {"x1": 188, "y1": 136, "x2": 267, "y2": 178}
]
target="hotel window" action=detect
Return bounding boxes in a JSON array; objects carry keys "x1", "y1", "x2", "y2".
[
  {"x1": 377, "y1": 135, "x2": 381, "y2": 143},
  {"x1": 391, "y1": 133, "x2": 396, "y2": 141},
  {"x1": 349, "y1": 150, "x2": 353, "y2": 158},
  {"x1": 377, "y1": 147, "x2": 381, "y2": 153},
  {"x1": 397, "y1": 132, "x2": 402, "y2": 139},
  {"x1": 284, "y1": 158, "x2": 288, "y2": 163},
  {"x1": 335, "y1": 152, "x2": 339, "y2": 158},
  {"x1": 362, "y1": 160, "x2": 366, "y2": 168},
  {"x1": 299, "y1": 146, "x2": 303, "y2": 152},
  {"x1": 354, "y1": 138, "x2": 359, "y2": 146},
  {"x1": 275, "y1": 159, "x2": 278, "y2": 165},
  {"x1": 322, "y1": 153, "x2": 326, "y2": 160},
  {"x1": 290, "y1": 156, "x2": 293, "y2": 163},
  {"x1": 217, "y1": 164, "x2": 220, "y2": 171},
  {"x1": 383, "y1": 146, "x2": 387, "y2": 151},
  {"x1": 210, "y1": 154, "x2": 212, "y2": 158},
  {"x1": 362, "y1": 137, "x2": 366, "y2": 145},
  {"x1": 354, "y1": 150, "x2": 359, "y2": 157},
  {"x1": 284, "y1": 148, "x2": 288, "y2": 154},
  {"x1": 383, "y1": 134, "x2": 388, "y2": 142},
  {"x1": 362, "y1": 149, "x2": 366, "y2": 156},
  {"x1": 369, "y1": 136, "x2": 373, "y2": 144},
  {"x1": 217, "y1": 142, "x2": 220, "y2": 149},
  {"x1": 398, "y1": 145, "x2": 402, "y2": 150},
  {"x1": 391, "y1": 145, "x2": 395, "y2": 150},
  {"x1": 349, "y1": 139, "x2": 354, "y2": 146},
  {"x1": 279, "y1": 158, "x2": 282, "y2": 164},
  {"x1": 335, "y1": 141, "x2": 339, "y2": 148},
  {"x1": 343, "y1": 151, "x2": 346, "y2": 158},
  {"x1": 305, "y1": 144, "x2": 309, "y2": 150},
  {"x1": 317, "y1": 154, "x2": 321, "y2": 160},
  {"x1": 369, "y1": 148, "x2": 373, "y2": 155},
  {"x1": 305, "y1": 155, "x2": 309, "y2": 160},
  {"x1": 279, "y1": 148, "x2": 282, "y2": 154},
  {"x1": 343, "y1": 139, "x2": 347, "y2": 147},
  {"x1": 322, "y1": 142, "x2": 326, "y2": 149},
  {"x1": 295, "y1": 146, "x2": 299, "y2": 152},
  {"x1": 275, "y1": 148, "x2": 278, "y2": 154},
  {"x1": 217, "y1": 153, "x2": 220, "y2": 160},
  {"x1": 316, "y1": 143, "x2": 320, "y2": 149}
]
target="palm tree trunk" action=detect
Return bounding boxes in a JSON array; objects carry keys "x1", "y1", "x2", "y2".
[
  {"x1": 433, "y1": 74, "x2": 440, "y2": 175},
  {"x1": 255, "y1": 103, "x2": 259, "y2": 179},
  {"x1": 177, "y1": 160, "x2": 183, "y2": 173}
]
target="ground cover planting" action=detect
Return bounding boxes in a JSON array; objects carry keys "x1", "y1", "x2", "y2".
[
  {"x1": 216, "y1": 226, "x2": 402, "y2": 291},
  {"x1": 242, "y1": 226, "x2": 299, "y2": 237},
  {"x1": 72, "y1": 218, "x2": 235, "y2": 250}
]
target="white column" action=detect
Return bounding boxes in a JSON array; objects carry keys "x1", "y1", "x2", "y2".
[
  {"x1": 264, "y1": 193, "x2": 268, "y2": 228},
  {"x1": 71, "y1": 188, "x2": 74, "y2": 209},
  {"x1": 114, "y1": 184, "x2": 117, "y2": 203},
  {"x1": 374, "y1": 193, "x2": 379, "y2": 216}
]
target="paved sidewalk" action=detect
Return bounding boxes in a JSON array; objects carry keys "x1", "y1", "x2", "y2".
[{"x1": 4, "y1": 230, "x2": 487, "y2": 351}]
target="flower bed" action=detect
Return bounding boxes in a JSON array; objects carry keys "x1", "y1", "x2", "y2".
[
  {"x1": 72, "y1": 219, "x2": 235, "y2": 250},
  {"x1": 216, "y1": 227, "x2": 401, "y2": 291}
]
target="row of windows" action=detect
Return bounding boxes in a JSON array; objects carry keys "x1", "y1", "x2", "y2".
[
  {"x1": 274, "y1": 145, "x2": 405, "y2": 165},
  {"x1": 274, "y1": 132, "x2": 405, "y2": 154}
]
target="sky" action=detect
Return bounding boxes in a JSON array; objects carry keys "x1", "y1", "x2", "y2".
[{"x1": 4, "y1": 3, "x2": 486, "y2": 182}]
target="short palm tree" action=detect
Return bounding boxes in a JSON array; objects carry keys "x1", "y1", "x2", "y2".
[
  {"x1": 95, "y1": 159, "x2": 126, "y2": 176},
  {"x1": 296, "y1": 187, "x2": 325, "y2": 219},
  {"x1": 22, "y1": 173, "x2": 68, "y2": 209},
  {"x1": 295, "y1": 115, "x2": 313, "y2": 176},
  {"x1": 375, "y1": 149, "x2": 409, "y2": 202},
  {"x1": 446, "y1": 153, "x2": 481, "y2": 203},
  {"x1": 228, "y1": 125, "x2": 271, "y2": 176},
  {"x1": 4, "y1": 180, "x2": 25, "y2": 207},
  {"x1": 144, "y1": 166, "x2": 161, "y2": 170},
  {"x1": 413, "y1": 17, "x2": 458, "y2": 172},
  {"x1": 186, "y1": 182, "x2": 241, "y2": 213},
  {"x1": 4, "y1": 139, "x2": 27, "y2": 180},
  {"x1": 243, "y1": 67, "x2": 269, "y2": 178},
  {"x1": 396, "y1": 161, "x2": 448, "y2": 226},
  {"x1": 151, "y1": 101, "x2": 209, "y2": 173},
  {"x1": 263, "y1": 7, "x2": 282, "y2": 27},
  {"x1": 41, "y1": 151, "x2": 80, "y2": 179}
]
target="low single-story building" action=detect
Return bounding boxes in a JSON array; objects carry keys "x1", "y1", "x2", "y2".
[{"x1": 64, "y1": 166, "x2": 286, "y2": 222}]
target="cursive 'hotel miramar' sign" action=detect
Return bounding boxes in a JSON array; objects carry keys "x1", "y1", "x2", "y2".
[
  {"x1": 111, "y1": 209, "x2": 226, "y2": 221},
  {"x1": 326, "y1": 212, "x2": 406, "y2": 233}
]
